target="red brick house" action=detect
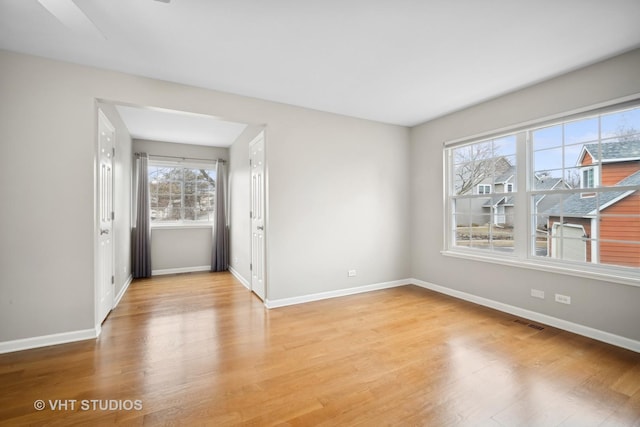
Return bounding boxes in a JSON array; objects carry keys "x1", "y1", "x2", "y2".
[{"x1": 547, "y1": 140, "x2": 640, "y2": 267}]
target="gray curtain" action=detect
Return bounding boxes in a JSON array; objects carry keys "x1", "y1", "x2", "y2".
[
  {"x1": 132, "y1": 153, "x2": 152, "y2": 278},
  {"x1": 211, "y1": 159, "x2": 229, "y2": 271}
]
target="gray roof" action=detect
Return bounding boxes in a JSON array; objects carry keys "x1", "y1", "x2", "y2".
[
  {"x1": 495, "y1": 165, "x2": 515, "y2": 184},
  {"x1": 542, "y1": 170, "x2": 640, "y2": 217},
  {"x1": 583, "y1": 140, "x2": 640, "y2": 163},
  {"x1": 483, "y1": 176, "x2": 565, "y2": 207},
  {"x1": 535, "y1": 176, "x2": 564, "y2": 190},
  {"x1": 533, "y1": 177, "x2": 565, "y2": 205}
]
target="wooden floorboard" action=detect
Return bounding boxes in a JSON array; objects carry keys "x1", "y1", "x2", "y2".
[{"x1": 1, "y1": 272, "x2": 639, "y2": 426}]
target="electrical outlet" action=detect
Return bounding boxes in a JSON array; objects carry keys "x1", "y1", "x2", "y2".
[
  {"x1": 555, "y1": 294, "x2": 571, "y2": 305},
  {"x1": 348, "y1": 269, "x2": 357, "y2": 277},
  {"x1": 531, "y1": 289, "x2": 545, "y2": 299}
]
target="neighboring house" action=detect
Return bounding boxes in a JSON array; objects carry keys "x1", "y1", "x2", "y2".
[
  {"x1": 546, "y1": 140, "x2": 640, "y2": 267},
  {"x1": 481, "y1": 164, "x2": 516, "y2": 226},
  {"x1": 532, "y1": 173, "x2": 568, "y2": 229},
  {"x1": 465, "y1": 160, "x2": 566, "y2": 228}
]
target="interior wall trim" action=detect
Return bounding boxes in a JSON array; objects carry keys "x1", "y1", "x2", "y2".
[
  {"x1": 229, "y1": 266, "x2": 250, "y2": 290},
  {"x1": 151, "y1": 266, "x2": 211, "y2": 276},
  {"x1": 411, "y1": 278, "x2": 640, "y2": 353},
  {"x1": 265, "y1": 279, "x2": 410, "y2": 309},
  {"x1": 114, "y1": 275, "x2": 133, "y2": 308},
  {"x1": 0, "y1": 327, "x2": 100, "y2": 355}
]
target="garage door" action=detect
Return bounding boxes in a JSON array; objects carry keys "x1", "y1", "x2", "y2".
[{"x1": 551, "y1": 223, "x2": 586, "y2": 262}]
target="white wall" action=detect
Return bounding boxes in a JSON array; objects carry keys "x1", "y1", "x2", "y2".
[
  {"x1": 132, "y1": 139, "x2": 228, "y2": 274},
  {"x1": 411, "y1": 48, "x2": 640, "y2": 342},
  {"x1": 0, "y1": 50, "x2": 410, "y2": 344}
]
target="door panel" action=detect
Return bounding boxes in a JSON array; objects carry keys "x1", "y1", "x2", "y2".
[
  {"x1": 97, "y1": 110, "x2": 115, "y2": 324},
  {"x1": 250, "y1": 133, "x2": 266, "y2": 301}
]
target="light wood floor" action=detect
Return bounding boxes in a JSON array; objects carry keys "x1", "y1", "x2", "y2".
[{"x1": 1, "y1": 272, "x2": 639, "y2": 426}]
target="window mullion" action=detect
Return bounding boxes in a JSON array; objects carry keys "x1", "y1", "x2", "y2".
[
  {"x1": 514, "y1": 131, "x2": 528, "y2": 259},
  {"x1": 180, "y1": 168, "x2": 186, "y2": 221}
]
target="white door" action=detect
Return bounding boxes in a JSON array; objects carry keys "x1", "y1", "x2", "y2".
[
  {"x1": 250, "y1": 133, "x2": 266, "y2": 301},
  {"x1": 97, "y1": 110, "x2": 115, "y2": 324},
  {"x1": 494, "y1": 205, "x2": 505, "y2": 225}
]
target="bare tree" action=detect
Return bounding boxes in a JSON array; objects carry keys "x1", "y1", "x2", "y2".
[
  {"x1": 453, "y1": 143, "x2": 499, "y2": 195},
  {"x1": 616, "y1": 126, "x2": 639, "y2": 143}
]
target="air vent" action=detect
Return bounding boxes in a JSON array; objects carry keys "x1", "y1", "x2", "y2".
[{"x1": 514, "y1": 319, "x2": 545, "y2": 330}]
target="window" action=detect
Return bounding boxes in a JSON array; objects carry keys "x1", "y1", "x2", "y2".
[
  {"x1": 477, "y1": 184, "x2": 492, "y2": 194},
  {"x1": 581, "y1": 167, "x2": 595, "y2": 189},
  {"x1": 450, "y1": 135, "x2": 516, "y2": 253},
  {"x1": 148, "y1": 161, "x2": 216, "y2": 224},
  {"x1": 445, "y1": 101, "x2": 640, "y2": 284}
]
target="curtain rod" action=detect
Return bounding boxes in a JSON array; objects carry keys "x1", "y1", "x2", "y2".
[{"x1": 136, "y1": 153, "x2": 226, "y2": 163}]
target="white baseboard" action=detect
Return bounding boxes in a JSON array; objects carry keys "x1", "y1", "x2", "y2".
[
  {"x1": 410, "y1": 278, "x2": 640, "y2": 353},
  {"x1": 265, "y1": 279, "x2": 410, "y2": 309},
  {"x1": 152, "y1": 265, "x2": 211, "y2": 276},
  {"x1": 114, "y1": 275, "x2": 133, "y2": 308},
  {"x1": 229, "y1": 266, "x2": 251, "y2": 290},
  {"x1": 0, "y1": 327, "x2": 100, "y2": 355}
]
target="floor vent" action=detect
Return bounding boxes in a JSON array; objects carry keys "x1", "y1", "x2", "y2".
[{"x1": 514, "y1": 319, "x2": 545, "y2": 330}]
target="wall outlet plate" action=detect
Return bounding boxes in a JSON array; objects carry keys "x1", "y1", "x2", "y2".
[
  {"x1": 348, "y1": 269, "x2": 357, "y2": 277},
  {"x1": 531, "y1": 289, "x2": 545, "y2": 299},
  {"x1": 555, "y1": 294, "x2": 571, "y2": 305}
]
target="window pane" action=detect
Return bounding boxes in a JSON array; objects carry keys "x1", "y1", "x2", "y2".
[
  {"x1": 564, "y1": 117, "x2": 598, "y2": 145},
  {"x1": 148, "y1": 163, "x2": 216, "y2": 223},
  {"x1": 532, "y1": 169, "x2": 563, "y2": 191},
  {"x1": 534, "y1": 147, "x2": 562, "y2": 171},
  {"x1": 564, "y1": 143, "x2": 583, "y2": 169},
  {"x1": 601, "y1": 106, "x2": 640, "y2": 140},
  {"x1": 532, "y1": 125, "x2": 562, "y2": 150}
]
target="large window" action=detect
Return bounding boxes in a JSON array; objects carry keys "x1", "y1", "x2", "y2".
[
  {"x1": 445, "y1": 101, "x2": 640, "y2": 284},
  {"x1": 148, "y1": 161, "x2": 216, "y2": 224}
]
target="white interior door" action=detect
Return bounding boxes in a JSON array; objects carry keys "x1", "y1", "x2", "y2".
[
  {"x1": 250, "y1": 133, "x2": 266, "y2": 301},
  {"x1": 97, "y1": 110, "x2": 115, "y2": 324}
]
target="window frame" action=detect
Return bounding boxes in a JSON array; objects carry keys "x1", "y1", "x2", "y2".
[
  {"x1": 148, "y1": 159, "x2": 217, "y2": 227},
  {"x1": 442, "y1": 95, "x2": 640, "y2": 287},
  {"x1": 477, "y1": 184, "x2": 492, "y2": 195}
]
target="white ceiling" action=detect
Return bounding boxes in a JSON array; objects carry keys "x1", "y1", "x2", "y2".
[
  {"x1": 115, "y1": 105, "x2": 248, "y2": 147},
  {"x1": 2, "y1": 0, "x2": 640, "y2": 127}
]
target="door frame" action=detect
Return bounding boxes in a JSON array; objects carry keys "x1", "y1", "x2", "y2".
[
  {"x1": 249, "y1": 131, "x2": 268, "y2": 302},
  {"x1": 94, "y1": 107, "x2": 116, "y2": 332}
]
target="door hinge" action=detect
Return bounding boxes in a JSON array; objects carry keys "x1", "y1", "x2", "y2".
[
  {"x1": 250, "y1": 211, "x2": 252, "y2": 219},
  {"x1": 250, "y1": 263, "x2": 253, "y2": 271},
  {"x1": 111, "y1": 211, "x2": 115, "y2": 220},
  {"x1": 111, "y1": 275, "x2": 115, "y2": 284},
  {"x1": 112, "y1": 147, "x2": 116, "y2": 157}
]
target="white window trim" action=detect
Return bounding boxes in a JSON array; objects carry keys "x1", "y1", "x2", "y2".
[
  {"x1": 442, "y1": 94, "x2": 640, "y2": 288},
  {"x1": 579, "y1": 165, "x2": 599, "y2": 189},
  {"x1": 151, "y1": 222, "x2": 213, "y2": 230}
]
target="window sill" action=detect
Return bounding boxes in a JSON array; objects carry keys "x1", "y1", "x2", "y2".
[
  {"x1": 440, "y1": 249, "x2": 640, "y2": 288},
  {"x1": 151, "y1": 223, "x2": 213, "y2": 230}
]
